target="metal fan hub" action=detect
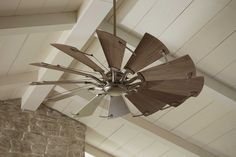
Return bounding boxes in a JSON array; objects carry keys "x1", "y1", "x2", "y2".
[{"x1": 104, "y1": 84, "x2": 126, "y2": 96}]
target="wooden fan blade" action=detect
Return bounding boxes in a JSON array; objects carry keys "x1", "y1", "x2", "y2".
[
  {"x1": 76, "y1": 94, "x2": 105, "y2": 117},
  {"x1": 124, "y1": 33, "x2": 169, "y2": 73},
  {"x1": 51, "y1": 43, "x2": 104, "y2": 73},
  {"x1": 96, "y1": 30, "x2": 126, "y2": 69},
  {"x1": 30, "y1": 62, "x2": 103, "y2": 84},
  {"x1": 109, "y1": 96, "x2": 130, "y2": 118},
  {"x1": 139, "y1": 89, "x2": 188, "y2": 107},
  {"x1": 30, "y1": 80, "x2": 99, "y2": 86},
  {"x1": 142, "y1": 77, "x2": 204, "y2": 97},
  {"x1": 125, "y1": 92, "x2": 166, "y2": 116},
  {"x1": 139, "y1": 55, "x2": 196, "y2": 81}
]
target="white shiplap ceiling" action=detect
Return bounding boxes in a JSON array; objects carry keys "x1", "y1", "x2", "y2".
[
  {"x1": 0, "y1": 0, "x2": 83, "y2": 16},
  {"x1": 0, "y1": 0, "x2": 236, "y2": 157}
]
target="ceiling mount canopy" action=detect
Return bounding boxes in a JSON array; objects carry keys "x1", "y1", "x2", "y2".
[{"x1": 30, "y1": 0, "x2": 204, "y2": 118}]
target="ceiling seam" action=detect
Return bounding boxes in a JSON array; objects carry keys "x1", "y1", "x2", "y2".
[
  {"x1": 131, "y1": 0, "x2": 159, "y2": 32},
  {"x1": 13, "y1": 0, "x2": 22, "y2": 16},
  {"x1": 112, "y1": 131, "x2": 141, "y2": 153},
  {"x1": 132, "y1": 139, "x2": 157, "y2": 157},
  {"x1": 196, "y1": 30, "x2": 236, "y2": 64},
  {"x1": 158, "y1": 0, "x2": 194, "y2": 38},
  {"x1": 6, "y1": 34, "x2": 29, "y2": 76},
  {"x1": 153, "y1": 107, "x2": 175, "y2": 123},
  {"x1": 158, "y1": 149, "x2": 172, "y2": 157},
  {"x1": 186, "y1": 109, "x2": 234, "y2": 141},
  {"x1": 99, "y1": 123, "x2": 125, "y2": 145},
  {"x1": 205, "y1": 126, "x2": 236, "y2": 146},
  {"x1": 173, "y1": 0, "x2": 233, "y2": 55},
  {"x1": 214, "y1": 59, "x2": 236, "y2": 78},
  {"x1": 62, "y1": 0, "x2": 71, "y2": 12},
  {"x1": 169, "y1": 101, "x2": 214, "y2": 132}
]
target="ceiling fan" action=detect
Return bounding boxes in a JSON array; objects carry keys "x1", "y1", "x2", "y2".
[{"x1": 30, "y1": 0, "x2": 204, "y2": 118}]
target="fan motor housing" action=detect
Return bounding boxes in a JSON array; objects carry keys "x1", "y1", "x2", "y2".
[{"x1": 104, "y1": 84, "x2": 127, "y2": 96}]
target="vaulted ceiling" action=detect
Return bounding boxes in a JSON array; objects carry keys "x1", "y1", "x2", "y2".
[{"x1": 0, "y1": 0, "x2": 236, "y2": 157}]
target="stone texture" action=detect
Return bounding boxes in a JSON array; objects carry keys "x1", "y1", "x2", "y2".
[
  {"x1": 31, "y1": 144, "x2": 46, "y2": 154},
  {"x1": 0, "y1": 100, "x2": 86, "y2": 157},
  {"x1": 23, "y1": 132, "x2": 47, "y2": 144},
  {"x1": 11, "y1": 140, "x2": 31, "y2": 153},
  {"x1": 46, "y1": 145, "x2": 68, "y2": 156}
]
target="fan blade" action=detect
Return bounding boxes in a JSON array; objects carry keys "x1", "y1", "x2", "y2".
[
  {"x1": 125, "y1": 91, "x2": 166, "y2": 116},
  {"x1": 139, "y1": 55, "x2": 196, "y2": 81},
  {"x1": 124, "y1": 33, "x2": 169, "y2": 73},
  {"x1": 76, "y1": 94, "x2": 105, "y2": 117},
  {"x1": 96, "y1": 30, "x2": 126, "y2": 69},
  {"x1": 142, "y1": 77, "x2": 204, "y2": 97},
  {"x1": 108, "y1": 96, "x2": 130, "y2": 118},
  {"x1": 46, "y1": 88, "x2": 90, "y2": 102},
  {"x1": 30, "y1": 80, "x2": 99, "y2": 86},
  {"x1": 51, "y1": 43, "x2": 104, "y2": 73},
  {"x1": 30, "y1": 62, "x2": 104, "y2": 84},
  {"x1": 139, "y1": 89, "x2": 187, "y2": 107}
]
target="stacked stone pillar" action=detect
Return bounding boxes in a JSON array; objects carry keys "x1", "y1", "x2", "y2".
[{"x1": 0, "y1": 100, "x2": 86, "y2": 157}]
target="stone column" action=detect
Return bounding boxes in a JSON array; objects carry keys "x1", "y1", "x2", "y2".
[{"x1": 0, "y1": 100, "x2": 86, "y2": 157}]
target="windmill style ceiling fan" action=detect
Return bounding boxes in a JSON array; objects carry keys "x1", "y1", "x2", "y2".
[{"x1": 30, "y1": 0, "x2": 204, "y2": 119}]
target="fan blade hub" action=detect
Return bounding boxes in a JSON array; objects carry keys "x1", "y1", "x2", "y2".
[{"x1": 104, "y1": 84, "x2": 127, "y2": 96}]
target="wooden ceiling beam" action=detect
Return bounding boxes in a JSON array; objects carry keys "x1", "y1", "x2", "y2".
[
  {"x1": 0, "y1": 12, "x2": 77, "y2": 35},
  {"x1": 21, "y1": 0, "x2": 113, "y2": 111}
]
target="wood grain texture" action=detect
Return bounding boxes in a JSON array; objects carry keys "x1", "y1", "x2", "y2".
[
  {"x1": 124, "y1": 33, "x2": 169, "y2": 73},
  {"x1": 125, "y1": 91, "x2": 166, "y2": 116},
  {"x1": 142, "y1": 77, "x2": 204, "y2": 97},
  {"x1": 138, "y1": 89, "x2": 188, "y2": 107},
  {"x1": 139, "y1": 55, "x2": 196, "y2": 81},
  {"x1": 51, "y1": 43, "x2": 104, "y2": 73},
  {"x1": 96, "y1": 30, "x2": 126, "y2": 69}
]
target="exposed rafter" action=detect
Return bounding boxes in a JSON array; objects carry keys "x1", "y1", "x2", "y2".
[
  {"x1": 0, "y1": 12, "x2": 77, "y2": 35},
  {"x1": 21, "y1": 0, "x2": 113, "y2": 111}
]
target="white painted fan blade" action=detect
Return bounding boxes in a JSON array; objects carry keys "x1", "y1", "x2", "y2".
[
  {"x1": 109, "y1": 96, "x2": 130, "y2": 118},
  {"x1": 77, "y1": 94, "x2": 105, "y2": 117}
]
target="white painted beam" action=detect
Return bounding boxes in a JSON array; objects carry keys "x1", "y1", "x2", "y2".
[
  {"x1": 86, "y1": 143, "x2": 115, "y2": 157},
  {"x1": 0, "y1": 12, "x2": 77, "y2": 35},
  {"x1": 0, "y1": 71, "x2": 38, "y2": 88},
  {"x1": 99, "y1": 22, "x2": 236, "y2": 108},
  {"x1": 123, "y1": 115, "x2": 218, "y2": 157},
  {"x1": 21, "y1": 0, "x2": 113, "y2": 111}
]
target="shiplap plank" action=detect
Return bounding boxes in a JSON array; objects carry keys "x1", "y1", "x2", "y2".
[
  {"x1": 189, "y1": 110, "x2": 236, "y2": 146},
  {"x1": 115, "y1": 132, "x2": 155, "y2": 155},
  {"x1": 117, "y1": 0, "x2": 156, "y2": 30},
  {"x1": 0, "y1": 34, "x2": 27, "y2": 76},
  {"x1": 40, "y1": 0, "x2": 69, "y2": 13},
  {"x1": 173, "y1": 101, "x2": 233, "y2": 139},
  {"x1": 0, "y1": 0, "x2": 20, "y2": 16},
  {"x1": 207, "y1": 128, "x2": 236, "y2": 157},
  {"x1": 216, "y1": 60, "x2": 236, "y2": 87},
  {"x1": 156, "y1": 86, "x2": 214, "y2": 130},
  {"x1": 197, "y1": 31, "x2": 236, "y2": 76},
  {"x1": 15, "y1": 0, "x2": 45, "y2": 15},
  {"x1": 100, "y1": 123, "x2": 140, "y2": 152},
  {"x1": 160, "y1": 0, "x2": 230, "y2": 53},
  {"x1": 135, "y1": 0, "x2": 192, "y2": 36},
  {"x1": 136, "y1": 140, "x2": 170, "y2": 157},
  {"x1": 176, "y1": 0, "x2": 236, "y2": 62}
]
